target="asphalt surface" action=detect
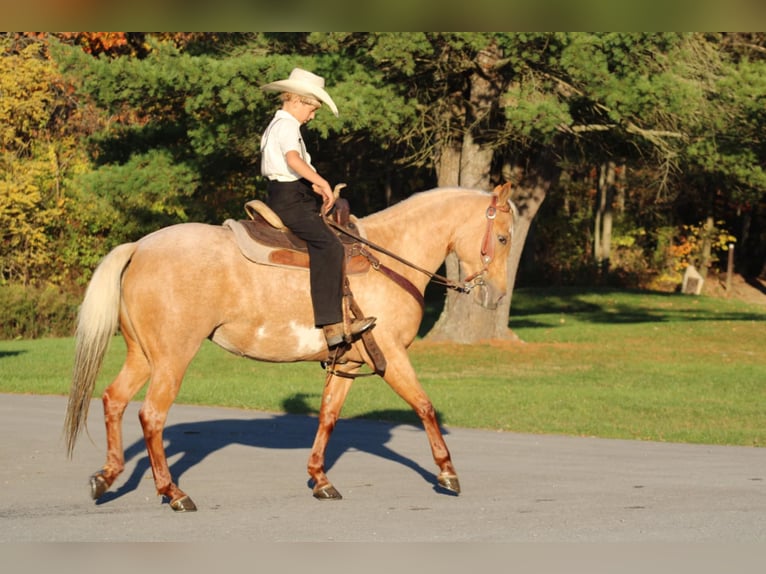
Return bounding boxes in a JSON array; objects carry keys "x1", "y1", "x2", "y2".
[{"x1": 1, "y1": 393, "x2": 764, "y2": 543}]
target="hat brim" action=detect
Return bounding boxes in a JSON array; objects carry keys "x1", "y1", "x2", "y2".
[{"x1": 261, "y1": 79, "x2": 339, "y2": 117}]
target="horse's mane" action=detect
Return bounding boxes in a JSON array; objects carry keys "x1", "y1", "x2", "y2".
[{"x1": 360, "y1": 187, "x2": 493, "y2": 226}]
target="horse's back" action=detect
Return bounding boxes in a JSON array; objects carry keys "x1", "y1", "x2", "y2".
[{"x1": 138, "y1": 222, "x2": 232, "y2": 253}]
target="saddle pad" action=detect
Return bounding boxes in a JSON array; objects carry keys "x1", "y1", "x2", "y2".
[{"x1": 223, "y1": 215, "x2": 371, "y2": 274}]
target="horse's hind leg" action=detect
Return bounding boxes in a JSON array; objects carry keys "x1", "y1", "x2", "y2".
[
  {"x1": 91, "y1": 334, "x2": 151, "y2": 500},
  {"x1": 382, "y1": 349, "x2": 460, "y2": 494},
  {"x1": 139, "y1": 357, "x2": 198, "y2": 512}
]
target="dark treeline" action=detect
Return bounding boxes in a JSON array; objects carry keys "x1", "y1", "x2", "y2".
[{"x1": 2, "y1": 32, "x2": 764, "y2": 339}]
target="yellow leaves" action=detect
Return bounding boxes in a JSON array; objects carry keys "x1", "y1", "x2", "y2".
[
  {"x1": 666, "y1": 220, "x2": 737, "y2": 274},
  {"x1": 0, "y1": 43, "x2": 57, "y2": 153},
  {"x1": 0, "y1": 41, "x2": 84, "y2": 285},
  {"x1": 0, "y1": 147, "x2": 66, "y2": 283}
]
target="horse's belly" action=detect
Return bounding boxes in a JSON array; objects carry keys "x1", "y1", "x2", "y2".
[{"x1": 211, "y1": 320, "x2": 328, "y2": 362}]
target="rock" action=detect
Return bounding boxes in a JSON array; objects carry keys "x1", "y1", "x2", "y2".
[{"x1": 682, "y1": 265, "x2": 704, "y2": 295}]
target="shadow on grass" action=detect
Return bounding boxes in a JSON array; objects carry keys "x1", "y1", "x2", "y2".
[
  {"x1": 509, "y1": 286, "x2": 766, "y2": 330},
  {"x1": 746, "y1": 277, "x2": 766, "y2": 296},
  {"x1": 96, "y1": 393, "x2": 450, "y2": 507},
  {"x1": 0, "y1": 350, "x2": 26, "y2": 359},
  {"x1": 418, "y1": 283, "x2": 765, "y2": 338}
]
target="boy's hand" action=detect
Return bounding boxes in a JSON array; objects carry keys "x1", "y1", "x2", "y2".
[{"x1": 313, "y1": 182, "x2": 336, "y2": 215}]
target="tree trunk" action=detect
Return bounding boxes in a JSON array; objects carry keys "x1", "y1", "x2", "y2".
[
  {"x1": 699, "y1": 215, "x2": 715, "y2": 278},
  {"x1": 459, "y1": 126, "x2": 492, "y2": 189},
  {"x1": 426, "y1": 44, "x2": 500, "y2": 343},
  {"x1": 495, "y1": 157, "x2": 558, "y2": 334},
  {"x1": 426, "y1": 154, "x2": 558, "y2": 342},
  {"x1": 435, "y1": 141, "x2": 461, "y2": 187},
  {"x1": 425, "y1": 42, "x2": 561, "y2": 344},
  {"x1": 594, "y1": 161, "x2": 616, "y2": 274}
]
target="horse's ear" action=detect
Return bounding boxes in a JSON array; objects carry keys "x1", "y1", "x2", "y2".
[{"x1": 493, "y1": 181, "x2": 512, "y2": 203}]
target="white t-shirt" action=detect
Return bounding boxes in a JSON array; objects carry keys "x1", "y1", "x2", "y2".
[{"x1": 260, "y1": 110, "x2": 315, "y2": 182}]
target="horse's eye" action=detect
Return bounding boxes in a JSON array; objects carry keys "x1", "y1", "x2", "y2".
[{"x1": 498, "y1": 235, "x2": 509, "y2": 246}]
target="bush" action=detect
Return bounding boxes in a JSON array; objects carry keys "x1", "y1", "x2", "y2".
[
  {"x1": 0, "y1": 283, "x2": 80, "y2": 339},
  {"x1": 609, "y1": 243, "x2": 654, "y2": 288}
]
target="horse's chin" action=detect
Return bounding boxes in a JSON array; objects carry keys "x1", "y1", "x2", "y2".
[{"x1": 474, "y1": 284, "x2": 504, "y2": 310}]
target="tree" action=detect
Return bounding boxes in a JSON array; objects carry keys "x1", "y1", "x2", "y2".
[
  {"x1": 423, "y1": 32, "x2": 766, "y2": 340},
  {"x1": 687, "y1": 33, "x2": 766, "y2": 278},
  {"x1": 315, "y1": 33, "x2": 527, "y2": 341}
]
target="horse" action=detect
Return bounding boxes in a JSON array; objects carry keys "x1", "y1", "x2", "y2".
[{"x1": 64, "y1": 183, "x2": 515, "y2": 511}]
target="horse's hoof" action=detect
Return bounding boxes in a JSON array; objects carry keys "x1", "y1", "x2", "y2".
[
  {"x1": 313, "y1": 484, "x2": 343, "y2": 500},
  {"x1": 169, "y1": 495, "x2": 197, "y2": 512},
  {"x1": 438, "y1": 473, "x2": 461, "y2": 494},
  {"x1": 89, "y1": 472, "x2": 109, "y2": 500}
]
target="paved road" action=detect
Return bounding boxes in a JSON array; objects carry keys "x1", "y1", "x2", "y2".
[{"x1": 1, "y1": 393, "x2": 763, "y2": 543}]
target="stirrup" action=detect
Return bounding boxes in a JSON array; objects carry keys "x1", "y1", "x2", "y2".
[{"x1": 323, "y1": 317, "x2": 376, "y2": 348}]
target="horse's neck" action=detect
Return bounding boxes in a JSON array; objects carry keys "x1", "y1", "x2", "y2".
[{"x1": 360, "y1": 190, "x2": 472, "y2": 278}]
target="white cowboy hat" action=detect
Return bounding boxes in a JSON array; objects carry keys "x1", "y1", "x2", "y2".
[{"x1": 261, "y1": 68, "x2": 339, "y2": 117}]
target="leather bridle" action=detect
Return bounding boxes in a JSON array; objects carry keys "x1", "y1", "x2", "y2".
[{"x1": 459, "y1": 194, "x2": 512, "y2": 293}]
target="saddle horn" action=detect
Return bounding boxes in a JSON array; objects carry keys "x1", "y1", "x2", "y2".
[{"x1": 333, "y1": 183, "x2": 347, "y2": 199}]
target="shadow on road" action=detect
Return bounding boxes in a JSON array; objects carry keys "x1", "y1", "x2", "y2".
[{"x1": 95, "y1": 393, "x2": 450, "y2": 506}]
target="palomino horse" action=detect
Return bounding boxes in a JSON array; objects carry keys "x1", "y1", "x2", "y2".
[{"x1": 64, "y1": 184, "x2": 515, "y2": 511}]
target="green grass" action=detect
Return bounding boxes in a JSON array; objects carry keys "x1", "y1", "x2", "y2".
[{"x1": 1, "y1": 287, "x2": 764, "y2": 446}]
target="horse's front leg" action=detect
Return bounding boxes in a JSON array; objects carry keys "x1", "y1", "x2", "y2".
[
  {"x1": 382, "y1": 349, "x2": 460, "y2": 494},
  {"x1": 307, "y1": 368, "x2": 356, "y2": 500}
]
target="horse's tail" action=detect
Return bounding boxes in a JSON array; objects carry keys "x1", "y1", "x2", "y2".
[{"x1": 64, "y1": 242, "x2": 138, "y2": 458}]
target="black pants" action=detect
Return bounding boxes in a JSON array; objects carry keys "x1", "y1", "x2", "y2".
[{"x1": 266, "y1": 179, "x2": 344, "y2": 327}]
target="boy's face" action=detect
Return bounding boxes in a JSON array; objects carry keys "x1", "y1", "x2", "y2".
[{"x1": 284, "y1": 96, "x2": 320, "y2": 124}]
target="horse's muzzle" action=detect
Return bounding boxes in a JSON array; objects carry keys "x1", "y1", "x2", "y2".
[{"x1": 474, "y1": 283, "x2": 505, "y2": 310}]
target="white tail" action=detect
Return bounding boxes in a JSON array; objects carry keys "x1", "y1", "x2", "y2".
[{"x1": 64, "y1": 242, "x2": 137, "y2": 457}]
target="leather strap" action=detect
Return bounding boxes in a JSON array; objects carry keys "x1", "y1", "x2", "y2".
[
  {"x1": 343, "y1": 278, "x2": 388, "y2": 375},
  {"x1": 375, "y1": 263, "x2": 425, "y2": 312},
  {"x1": 352, "y1": 245, "x2": 425, "y2": 312},
  {"x1": 481, "y1": 195, "x2": 498, "y2": 263}
]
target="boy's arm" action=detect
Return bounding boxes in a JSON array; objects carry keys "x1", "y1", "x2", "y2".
[{"x1": 285, "y1": 150, "x2": 335, "y2": 214}]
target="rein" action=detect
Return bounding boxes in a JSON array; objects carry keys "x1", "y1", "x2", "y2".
[
  {"x1": 324, "y1": 193, "x2": 510, "y2": 300},
  {"x1": 324, "y1": 218, "x2": 465, "y2": 296}
]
